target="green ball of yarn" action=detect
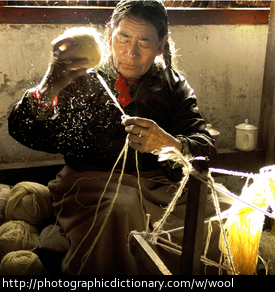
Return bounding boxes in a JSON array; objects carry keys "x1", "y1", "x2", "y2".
[
  {"x1": 5, "y1": 181, "x2": 52, "y2": 226},
  {"x1": 0, "y1": 250, "x2": 43, "y2": 275}
]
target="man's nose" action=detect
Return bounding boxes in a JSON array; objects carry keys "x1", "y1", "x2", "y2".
[{"x1": 125, "y1": 42, "x2": 139, "y2": 59}]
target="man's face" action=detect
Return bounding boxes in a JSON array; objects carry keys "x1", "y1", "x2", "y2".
[{"x1": 112, "y1": 16, "x2": 167, "y2": 79}]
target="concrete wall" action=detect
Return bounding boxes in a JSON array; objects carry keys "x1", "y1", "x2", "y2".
[{"x1": 0, "y1": 22, "x2": 268, "y2": 164}]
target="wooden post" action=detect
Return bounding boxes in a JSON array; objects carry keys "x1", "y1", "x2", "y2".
[
  {"x1": 180, "y1": 158, "x2": 208, "y2": 275},
  {"x1": 258, "y1": 2, "x2": 275, "y2": 164}
]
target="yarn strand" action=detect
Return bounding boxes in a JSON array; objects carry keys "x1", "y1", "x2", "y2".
[
  {"x1": 152, "y1": 147, "x2": 192, "y2": 237},
  {"x1": 76, "y1": 137, "x2": 129, "y2": 274}
]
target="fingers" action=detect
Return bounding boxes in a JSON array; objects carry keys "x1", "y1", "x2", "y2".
[
  {"x1": 51, "y1": 37, "x2": 72, "y2": 60},
  {"x1": 49, "y1": 36, "x2": 89, "y2": 86},
  {"x1": 52, "y1": 36, "x2": 73, "y2": 52},
  {"x1": 122, "y1": 117, "x2": 161, "y2": 153},
  {"x1": 51, "y1": 36, "x2": 88, "y2": 69},
  {"x1": 38, "y1": 35, "x2": 89, "y2": 104},
  {"x1": 123, "y1": 116, "x2": 155, "y2": 135},
  {"x1": 124, "y1": 123, "x2": 147, "y2": 137},
  {"x1": 122, "y1": 116, "x2": 174, "y2": 154},
  {"x1": 137, "y1": 126, "x2": 143, "y2": 137},
  {"x1": 64, "y1": 58, "x2": 89, "y2": 71},
  {"x1": 65, "y1": 66, "x2": 88, "y2": 81},
  {"x1": 123, "y1": 116, "x2": 151, "y2": 128}
]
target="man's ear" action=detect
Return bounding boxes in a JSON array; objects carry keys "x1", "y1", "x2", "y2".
[{"x1": 157, "y1": 34, "x2": 169, "y2": 56}]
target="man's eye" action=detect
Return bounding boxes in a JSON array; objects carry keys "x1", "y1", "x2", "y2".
[
  {"x1": 138, "y1": 41, "x2": 149, "y2": 49},
  {"x1": 118, "y1": 37, "x2": 128, "y2": 44}
]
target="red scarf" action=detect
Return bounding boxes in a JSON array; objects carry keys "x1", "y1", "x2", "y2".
[{"x1": 114, "y1": 74, "x2": 139, "y2": 107}]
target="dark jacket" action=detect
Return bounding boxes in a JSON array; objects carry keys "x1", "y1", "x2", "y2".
[{"x1": 8, "y1": 63, "x2": 216, "y2": 179}]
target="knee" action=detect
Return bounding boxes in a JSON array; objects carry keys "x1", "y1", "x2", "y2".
[
  {"x1": 112, "y1": 191, "x2": 141, "y2": 214},
  {"x1": 109, "y1": 191, "x2": 145, "y2": 229}
]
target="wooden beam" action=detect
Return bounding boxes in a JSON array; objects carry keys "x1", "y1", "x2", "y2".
[
  {"x1": 129, "y1": 233, "x2": 172, "y2": 275},
  {"x1": 258, "y1": 1, "x2": 275, "y2": 165},
  {"x1": 0, "y1": 6, "x2": 270, "y2": 25},
  {"x1": 167, "y1": 8, "x2": 270, "y2": 25},
  {"x1": 0, "y1": 6, "x2": 113, "y2": 24}
]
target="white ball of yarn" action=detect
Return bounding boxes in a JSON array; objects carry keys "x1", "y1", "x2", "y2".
[
  {"x1": 60, "y1": 26, "x2": 102, "y2": 69},
  {"x1": 5, "y1": 181, "x2": 52, "y2": 226},
  {"x1": 0, "y1": 220, "x2": 39, "y2": 260},
  {"x1": 0, "y1": 250, "x2": 43, "y2": 275}
]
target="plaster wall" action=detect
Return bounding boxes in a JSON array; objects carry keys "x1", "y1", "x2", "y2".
[
  {"x1": 0, "y1": 23, "x2": 268, "y2": 164},
  {"x1": 171, "y1": 24, "x2": 267, "y2": 149}
]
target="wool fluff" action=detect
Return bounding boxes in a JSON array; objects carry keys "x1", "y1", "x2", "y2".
[
  {"x1": 0, "y1": 220, "x2": 39, "y2": 260},
  {"x1": 5, "y1": 181, "x2": 52, "y2": 226},
  {"x1": 0, "y1": 250, "x2": 43, "y2": 275},
  {"x1": 61, "y1": 26, "x2": 102, "y2": 69}
]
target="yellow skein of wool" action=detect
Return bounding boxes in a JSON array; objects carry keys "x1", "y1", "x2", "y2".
[
  {"x1": 219, "y1": 178, "x2": 271, "y2": 275},
  {"x1": 0, "y1": 250, "x2": 43, "y2": 275},
  {"x1": 5, "y1": 181, "x2": 52, "y2": 226},
  {"x1": 0, "y1": 220, "x2": 39, "y2": 260}
]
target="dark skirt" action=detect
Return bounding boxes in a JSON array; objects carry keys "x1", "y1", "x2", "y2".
[{"x1": 48, "y1": 165, "x2": 231, "y2": 275}]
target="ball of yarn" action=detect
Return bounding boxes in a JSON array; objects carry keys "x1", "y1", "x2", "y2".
[
  {"x1": 60, "y1": 26, "x2": 102, "y2": 69},
  {"x1": 5, "y1": 181, "x2": 52, "y2": 226},
  {"x1": 0, "y1": 220, "x2": 39, "y2": 260},
  {"x1": 0, "y1": 184, "x2": 11, "y2": 221},
  {"x1": 0, "y1": 250, "x2": 43, "y2": 275}
]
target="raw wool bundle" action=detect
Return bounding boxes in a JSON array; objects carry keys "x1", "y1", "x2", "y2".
[
  {"x1": 5, "y1": 181, "x2": 52, "y2": 226},
  {"x1": 259, "y1": 230, "x2": 275, "y2": 275},
  {"x1": 219, "y1": 177, "x2": 273, "y2": 275},
  {"x1": 0, "y1": 220, "x2": 39, "y2": 260},
  {"x1": 60, "y1": 26, "x2": 102, "y2": 69},
  {"x1": 0, "y1": 184, "x2": 11, "y2": 221},
  {"x1": 0, "y1": 250, "x2": 43, "y2": 275}
]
